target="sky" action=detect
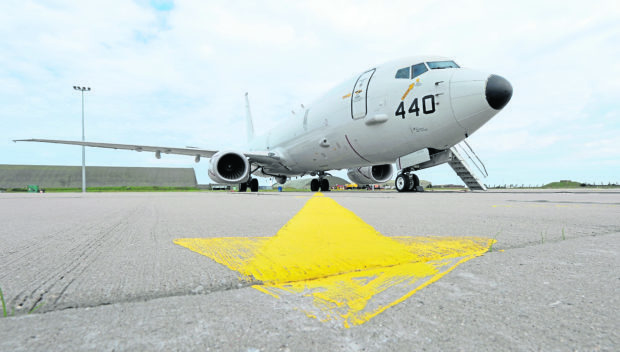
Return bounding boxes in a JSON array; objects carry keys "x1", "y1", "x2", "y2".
[{"x1": 1, "y1": 0, "x2": 619, "y2": 186}]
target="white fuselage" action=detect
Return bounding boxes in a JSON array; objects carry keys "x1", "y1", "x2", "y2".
[{"x1": 250, "y1": 56, "x2": 502, "y2": 176}]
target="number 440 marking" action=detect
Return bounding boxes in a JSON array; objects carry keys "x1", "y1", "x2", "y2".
[{"x1": 395, "y1": 95, "x2": 436, "y2": 119}]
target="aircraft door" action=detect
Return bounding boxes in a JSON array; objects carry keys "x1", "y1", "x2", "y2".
[{"x1": 351, "y1": 69, "x2": 376, "y2": 119}]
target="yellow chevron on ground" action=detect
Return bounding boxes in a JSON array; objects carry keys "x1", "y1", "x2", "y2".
[{"x1": 174, "y1": 193, "x2": 494, "y2": 327}]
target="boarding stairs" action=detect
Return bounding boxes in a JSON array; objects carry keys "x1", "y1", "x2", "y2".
[
  {"x1": 448, "y1": 141, "x2": 488, "y2": 191},
  {"x1": 398, "y1": 140, "x2": 489, "y2": 191}
]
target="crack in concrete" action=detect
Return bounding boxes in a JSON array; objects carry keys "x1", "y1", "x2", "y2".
[
  {"x1": 8, "y1": 279, "x2": 263, "y2": 317},
  {"x1": 507, "y1": 199, "x2": 620, "y2": 205},
  {"x1": 488, "y1": 230, "x2": 620, "y2": 252}
]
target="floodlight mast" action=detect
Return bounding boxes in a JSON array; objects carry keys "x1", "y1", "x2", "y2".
[{"x1": 73, "y1": 86, "x2": 91, "y2": 193}]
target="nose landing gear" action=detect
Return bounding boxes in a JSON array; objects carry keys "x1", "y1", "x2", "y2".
[{"x1": 395, "y1": 169, "x2": 423, "y2": 192}]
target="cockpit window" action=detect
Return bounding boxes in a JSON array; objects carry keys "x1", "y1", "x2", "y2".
[
  {"x1": 395, "y1": 66, "x2": 410, "y2": 79},
  {"x1": 412, "y1": 63, "x2": 428, "y2": 78},
  {"x1": 427, "y1": 61, "x2": 460, "y2": 69}
]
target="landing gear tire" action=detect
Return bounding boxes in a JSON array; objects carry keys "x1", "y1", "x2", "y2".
[
  {"x1": 310, "y1": 179, "x2": 320, "y2": 192},
  {"x1": 396, "y1": 174, "x2": 410, "y2": 192},
  {"x1": 239, "y1": 182, "x2": 248, "y2": 192},
  {"x1": 249, "y1": 178, "x2": 259, "y2": 192},
  {"x1": 396, "y1": 173, "x2": 422, "y2": 192},
  {"x1": 409, "y1": 173, "x2": 420, "y2": 191},
  {"x1": 320, "y1": 179, "x2": 329, "y2": 192}
]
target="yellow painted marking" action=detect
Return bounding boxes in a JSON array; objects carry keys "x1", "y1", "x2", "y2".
[
  {"x1": 342, "y1": 93, "x2": 351, "y2": 99},
  {"x1": 252, "y1": 285, "x2": 280, "y2": 299},
  {"x1": 175, "y1": 194, "x2": 494, "y2": 327},
  {"x1": 401, "y1": 83, "x2": 415, "y2": 100}
]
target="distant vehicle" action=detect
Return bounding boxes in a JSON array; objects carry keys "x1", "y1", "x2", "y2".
[{"x1": 17, "y1": 56, "x2": 512, "y2": 192}]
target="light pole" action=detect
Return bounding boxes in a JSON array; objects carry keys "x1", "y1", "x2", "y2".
[{"x1": 73, "y1": 86, "x2": 91, "y2": 193}]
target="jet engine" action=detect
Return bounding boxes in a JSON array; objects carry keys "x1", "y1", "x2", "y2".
[
  {"x1": 274, "y1": 175, "x2": 287, "y2": 184},
  {"x1": 347, "y1": 164, "x2": 394, "y2": 185},
  {"x1": 208, "y1": 151, "x2": 250, "y2": 184}
]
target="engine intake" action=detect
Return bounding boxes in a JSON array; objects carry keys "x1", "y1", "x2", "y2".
[
  {"x1": 208, "y1": 151, "x2": 250, "y2": 184},
  {"x1": 347, "y1": 164, "x2": 394, "y2": 185}
]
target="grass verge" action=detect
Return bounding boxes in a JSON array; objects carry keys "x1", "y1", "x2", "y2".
[
  {"x1": 0, "y1": 286, "x2": 6, "y2": 317},
  {"x1": 0, "y1": 286, "x2": 44, "y2": 317}
]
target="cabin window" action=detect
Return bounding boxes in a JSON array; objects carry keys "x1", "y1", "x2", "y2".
[
  {"x1": 412, "y1": 63, "x2": 428, "y2": 78},
  {"x1": 427, "y1": 61, "x2": 460, "y2": 69},
  {"x1": 395, "y1": 67, "x2": 410, "y2": 79}
]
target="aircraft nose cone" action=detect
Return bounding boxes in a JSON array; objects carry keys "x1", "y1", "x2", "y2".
[{"x1": 485, "y1": 75, "x2": 512, "y2": 110}]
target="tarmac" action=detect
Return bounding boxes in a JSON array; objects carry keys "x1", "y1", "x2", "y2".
[{"x1": 0, "y1": 190, "x2": 618, "y2": 351}]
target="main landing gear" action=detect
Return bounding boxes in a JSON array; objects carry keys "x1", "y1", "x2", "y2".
[
  {"x1": 310, "y1": 172, "x2": 330, "y2": 192},
  {"x1": 395, "y1": 169, "x2": 424, "y2": 193},
  {"x1": 239, "y1": 177, "x2": 259, "y2": 192}
]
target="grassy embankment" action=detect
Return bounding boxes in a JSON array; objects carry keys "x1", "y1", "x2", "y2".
[
  {"x1": 487, "y1": 180, "x2": 619, "y2": 189},
  {"x1": 541, "y1": 181, "x2": 619, "y2": 189}
]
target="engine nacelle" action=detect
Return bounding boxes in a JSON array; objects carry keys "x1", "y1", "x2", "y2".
[
  {"x1": 208, "y1": 151, "x2": 250, "y2": 184},
  {"x1": 347, "y1": 164, "x2": 394, "y2": 185}
]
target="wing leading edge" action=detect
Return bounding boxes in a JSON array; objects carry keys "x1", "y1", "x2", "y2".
[
  {"x1": 14, "y1": 139, "x2": 219, "y2": 158},
  {"x1": 13, "y1": 139, "x2": 280, "y2": 165}
]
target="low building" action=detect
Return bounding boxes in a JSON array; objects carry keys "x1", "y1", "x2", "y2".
[{"x1": 0, "y1": 164, "x2": 197, "y2": 189}]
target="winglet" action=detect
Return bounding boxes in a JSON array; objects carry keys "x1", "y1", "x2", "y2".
[{"x1": 245, "y1": 92, "x2": 255, "y2": 143}]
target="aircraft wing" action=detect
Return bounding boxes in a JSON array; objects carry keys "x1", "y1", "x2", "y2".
[
  {"x1": 14, "y1": 138, "x2": 282, "y2": 165},
  {"x1": 14, "y1": 139, "x2": 219, "y2": 158}
]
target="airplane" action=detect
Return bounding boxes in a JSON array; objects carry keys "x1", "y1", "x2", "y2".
[{"x1": 16, "y1": 56, "x2": 512, "y2": 192}]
